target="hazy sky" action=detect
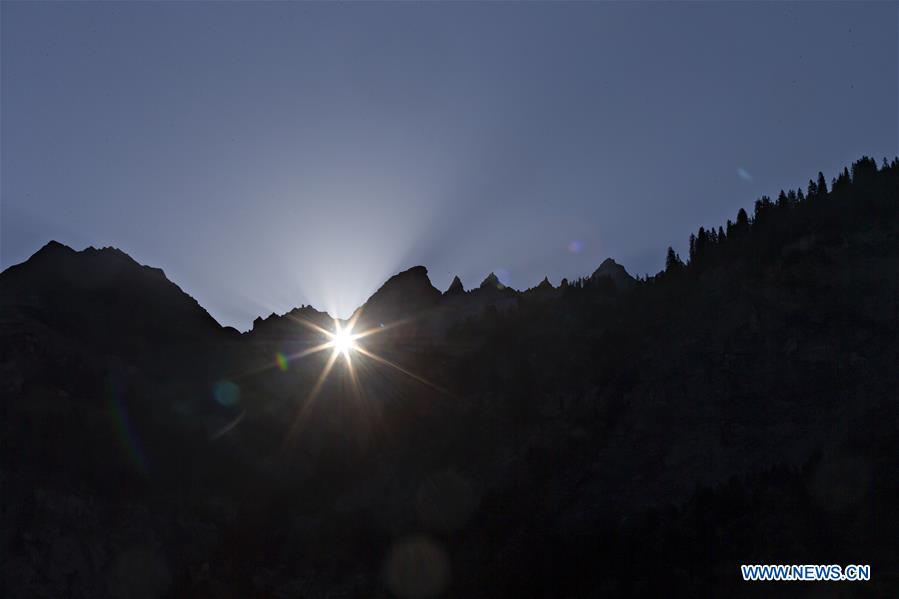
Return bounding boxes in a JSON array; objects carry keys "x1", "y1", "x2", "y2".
[{"x1": 2, "y1": 2, "x2": 896, "y2": 329}]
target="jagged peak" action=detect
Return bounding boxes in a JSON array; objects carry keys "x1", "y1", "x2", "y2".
[
  {"x1": 28, "y1": 241, "x2": 145, "y2": 270},
  {"x1": 590, "y1": 257, "x2": 636, "y2": 289},
  {"x1": 523, "y1": 276, "x2": 554, "y2": 294},
  {"x1": 39, "y1": 239, "x2": 74, "y2": 253},
  {"x1": 360, "y1": 265, "x2": 441, "y2": 311},
  {"x1": 286, "y1": 304, "x2": 328, "y2": 317},
  {"x1": 372, "y1": 265, "x2": 436, "y2": 294},
  {"x1": 22, "y1": 240, "x2": 77, "y2": 265},
  {"x1": 250, "y1": 304, "x2": 331, "y2": 334},
  {"x1": 3, "y1": 239, "x2": 225, "y2": 334},
  {"x1": 445, "y1": 275, "x2": 465, "y2": 295},
  {"x1": 591, "y1": 257, "x2": 629, "y2": 277},
  {"x1": 479, "y1": 272, "x2": 507, "y2": 290},
  {"x1": 84, "y1": 245, "x2": 132, "y2": 258},
  {"x1": 8, "y1": 240, "x2": 153, "y2": 279}
]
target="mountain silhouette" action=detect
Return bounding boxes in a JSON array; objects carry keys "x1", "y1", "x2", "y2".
[
  {"x1": 478, "y1": 271, "x2": 506, "y2": 290},
  {"x1": 2, "y1": 156, "x2": 898, "y2": 597},
  {"x1": 0, "y1": 241, "x2": 234, "y2": 370},
  {"x1": 444, "y1": 275, "x2": 465, "y2": 295},
  {"x1": 590, "y1": 257, "x2": 635, "y2": 289},
  {"x1": 352, "y1": 265, "x2": 441, "y2": 325},
  {"x1": 533, "y1": 276, "x2": 553, "y2": 290}
]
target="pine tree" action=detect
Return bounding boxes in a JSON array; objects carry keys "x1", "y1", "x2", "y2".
[
  {"x1": 754, "y1": 196, "x2": 773, "y2": 224},
  {"x1": 666, "y1": 247, "x2": 685, "y2": 273},
  {"x1": 833, "y1": 167, "x2": 851, "y2": 191},
  {"x1": 852, "y1": 156, "x2": 877, "y2": 182},
  {"x1": 695, "y1": 227, "x2": 709, "y2": 263},
  {"x1": 816, "y1": 172, "x2": 828, "y2": 195}
]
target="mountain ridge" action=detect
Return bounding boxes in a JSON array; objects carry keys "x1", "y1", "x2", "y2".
[
  {"x1": 3, "y1": 156, "x2": 898, "y2": 597},
  {"x1": 4, "y1": 156, "x2": 895, "y2": 341},
  {"x1": 1, "y1": 241, "x2": 636, "y2": 334}
]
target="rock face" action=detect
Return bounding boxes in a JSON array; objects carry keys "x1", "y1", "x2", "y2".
[
  {"x1": 445, "y1": 275, "x2": 465, "y2": 296},
  {"x1": 590, "y1": 258, "x2": 636, "y2": 290}
]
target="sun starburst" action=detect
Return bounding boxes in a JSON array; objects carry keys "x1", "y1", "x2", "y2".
[
  {"x1": 248, "y1": 309, "x2": 455, "y2": 445},
  {"x1": 323, "y1": 320, "x2": 359, "y2": 360}
]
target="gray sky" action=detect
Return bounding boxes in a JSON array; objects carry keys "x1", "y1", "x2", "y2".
[{"x1": 2, "y1": 1, "x2": 896, "y2": 330}]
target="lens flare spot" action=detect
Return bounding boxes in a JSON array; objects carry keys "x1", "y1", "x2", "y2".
[
  {"x1": 275, "y1": 352, "x2": 288, "y2": 372},
  {"x1": 107, "y1": 375, "x2": 149, "y2": 475},
  {"x1": 213, "y1": 380, "x2": 240, "y2": 407}
]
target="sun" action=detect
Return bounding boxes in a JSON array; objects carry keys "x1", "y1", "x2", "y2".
[{"x1": 326, "y1": 321, "x2": 359, "y2": 357}]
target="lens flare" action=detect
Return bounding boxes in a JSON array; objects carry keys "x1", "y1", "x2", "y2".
[
  {"x1": 275, "y1": 352, "x2": 289, "y2": 371},
  {"x1": 107, "y1": 375, "x2": 149, "y2": 475}
]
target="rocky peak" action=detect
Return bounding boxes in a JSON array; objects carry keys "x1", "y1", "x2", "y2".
[
  {"x1": 590, "y1": 258, "x2": 636, "y2": 289},
  {"x1": 355, "y1": 265, "x2": 442, "y2": 325},
  {"x1": 249, "y1": 304, "x2": 333, "y2": 340},
  {"x1": 0, "y1": 240, "x2": 229, "y2": 361},
  {"x1": 34, "y1": 239, "x2": 74, "y2": 257},
  {"x1": 372, "y1": 266, "x2": 440, "y2": 298},
  {"x1": 445, "y1": 275, "x2": 465, "y2": 295},
  {"x1": 479, "y1": 272, "x2": 507, "y2": 291}
]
